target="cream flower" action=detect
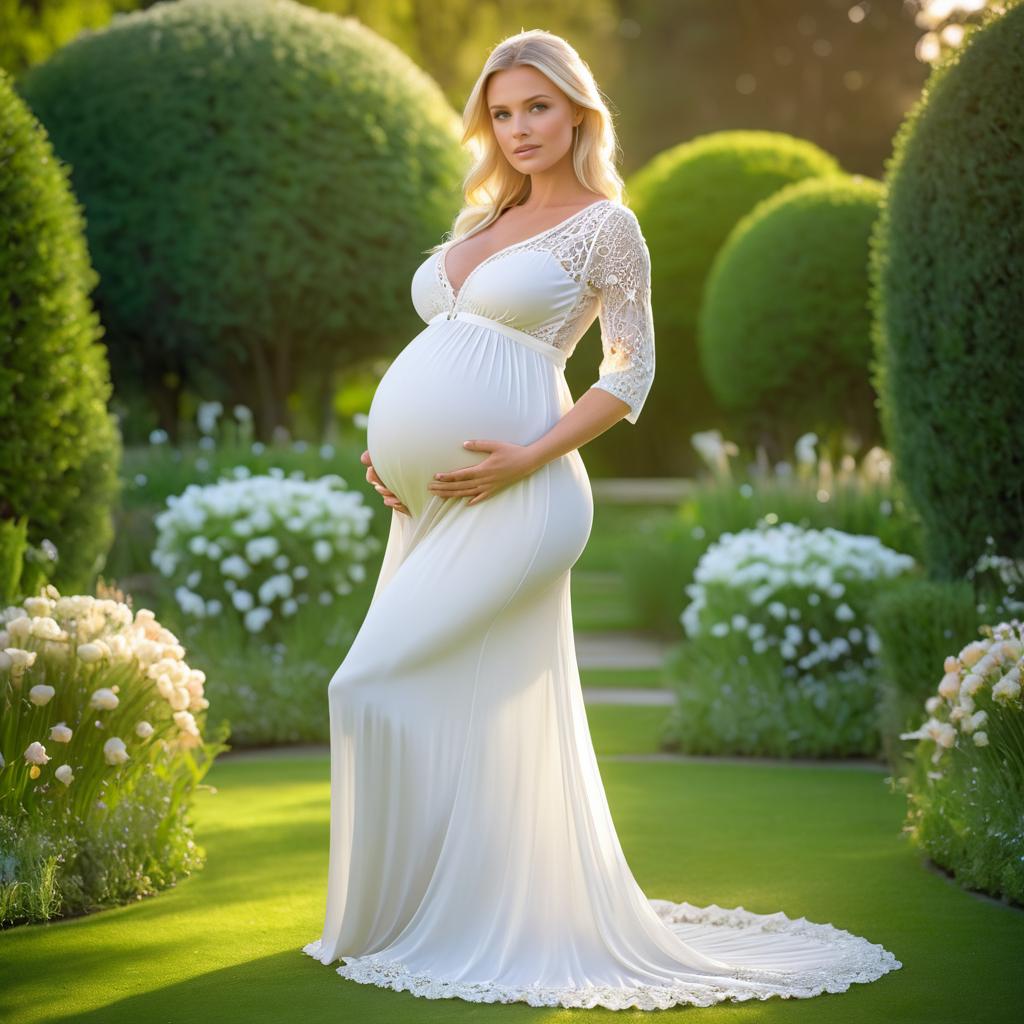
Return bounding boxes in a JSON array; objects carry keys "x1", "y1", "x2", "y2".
[
  {"x1": 959, "y1": 641, "x2": 987, "y2": 668},
  {"x1": 4, "y1": 647, "x2": 37, "y2": 670},
  {"x1": 135, "y1": 720, "x2": 154, "y2": 739},
  {"x1": 173, "y1": 710, "x2": 200, "y2": 737},
  {"x1": 962, "y1": 672, "x2": 986, "y2": 697},
  {"x1": 29, "y1": 684, "x2": 56, "y2": 706},
  {"x1": 89, "y1": 687, "x2": 120, "y2": 710},
  {"x1": 55, "y1": 764, "x2": 74, "y2": 785},
  {"x1": 24, "y1": 741, "x2": 50, "y2": 766},
  {"x1": 937, "y1": 671, "x2": 961, "y2": 700},
  {"x1": 50, "y1": 722, "x2": 73, "y2": 743},
  {"x1": 103, "y1": 737, "x2": 129, "y2": 765},
  {"x1": 972, "y1": 731, "x2": 989, "y2": 747},
  {"x1": 992, "y1": 675, "x2": 1022, "y2": 704},
  {"x1": 169, "y1": 686, "x2": 191, "y2": 711},
  {"x1": 77, "y1": 642, "x2": 105, "y2": 663},
  {"x1": 29, "y1": 616, "x2": 64, "y2": 641}
]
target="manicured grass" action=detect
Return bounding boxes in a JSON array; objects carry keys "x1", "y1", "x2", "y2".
[
  {"x1": 587, "y1": 703, "x2": 673, "y2": 755},
  {"x1": 3, "y1": 751, "x2": 1022, "y2": 1023},
  {"x1": 582, "y1": 666, "x2": 670, "y2": 689}
]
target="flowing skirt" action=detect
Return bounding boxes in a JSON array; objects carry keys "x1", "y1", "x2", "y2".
[{"x1": 301, "y1": 311, "x2": 902, "y2": 1009}]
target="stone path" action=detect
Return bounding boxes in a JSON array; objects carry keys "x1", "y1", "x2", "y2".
[{"x1": 577, "y1": 629, "x2": 674, "y2": 704}]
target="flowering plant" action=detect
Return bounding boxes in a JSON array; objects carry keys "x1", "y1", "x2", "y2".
[
  {"x1": 900, "y1": 619, "x2": 1023, "y2": 764},
  {"x1": 668, "y1": 522, "x2": 916, "y2": 756},
  {"x1": 897, "y1": 619, "x2": 1024, "y2": 904},
  {"x1": 0, "y1": 584, "x2": 228, "y2": 925},
  {"x1": 151, "y1": 468, "x2": 380, "y2": 637}
]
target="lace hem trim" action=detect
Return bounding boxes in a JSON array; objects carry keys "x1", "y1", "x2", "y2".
[{"x1": 301, "y1": 899, "x2": 902, "y2": 1010}]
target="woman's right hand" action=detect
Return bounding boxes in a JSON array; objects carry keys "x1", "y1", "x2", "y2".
[{"x1": 361, "y1": 450, "x2": 410, "y2": 516}]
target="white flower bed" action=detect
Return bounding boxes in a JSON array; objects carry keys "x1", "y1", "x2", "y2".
[
  {"x1": 151, "y1": 468, "x2": 380, "y2": 635},
  {"x1": 667, "y1": 523, "x2": 917, "y2": 755},
  {"x1": 681, "y1": 522, "x2": 916, "y2": 690}
]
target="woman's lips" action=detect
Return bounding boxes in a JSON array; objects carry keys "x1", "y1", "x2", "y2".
[{"x1": 514, "y1": 146, "x2": 540, "y2": 156}]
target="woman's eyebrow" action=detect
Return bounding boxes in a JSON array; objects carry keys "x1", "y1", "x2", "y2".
[{"x1": 488, "y1": 93, "x2": 553, "y2": 110}]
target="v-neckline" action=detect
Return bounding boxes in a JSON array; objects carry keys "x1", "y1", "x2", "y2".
[{"x1": 440, "y1": 198, "x2": 612, "y2": 303}]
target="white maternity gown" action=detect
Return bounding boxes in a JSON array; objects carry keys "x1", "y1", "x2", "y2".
[{"x1": 301, "y1": 198, "x2": 902, "y2": 1009}]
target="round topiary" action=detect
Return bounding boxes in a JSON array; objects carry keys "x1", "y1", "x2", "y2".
[
  {"x1": 869, "y1": 0, "x2": 1024, "y2": 580},
  {"x1": 698, "y1": 174, "x2": 885, "y2": 456},
  {"x1": 605, "y1": 131, "x2": 840, "y2": 475},
  {"x1": 16, "y1": 0, "x2": 466, "y2": 441},
  {"x1": 0, "y1": 67, "x2": 122, "y2": 596}
]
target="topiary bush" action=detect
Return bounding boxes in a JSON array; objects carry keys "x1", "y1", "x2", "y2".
[
  {"x1": 16, "y1": 0, "x2": 467, "y2": 443},
  {"x1": 0, "y1": 66, "x2": 122, "y2": 598},
  {"x1": 699, "y1": 174, "x2": 886, "y2": 459},
  {"x1": 868, "y1": 0, "x2": 1024, "y2": 582},
  {"x1": 586, "y1": 131, "x2": 840, "y2": 476}
]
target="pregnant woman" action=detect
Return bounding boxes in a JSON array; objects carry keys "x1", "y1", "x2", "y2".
[{"x1": 302, "y1": 28, "x2": 902, "y2": 1010}]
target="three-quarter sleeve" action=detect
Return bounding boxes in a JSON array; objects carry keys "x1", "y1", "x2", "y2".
[{"x1": 587, "y1": 206, "x2": 655, "y2": 425}]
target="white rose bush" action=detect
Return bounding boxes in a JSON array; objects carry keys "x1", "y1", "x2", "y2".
[
  {"x1": 666, "y1": 522, "x2": 917, "y2": 757},
  {"x1": 0, "y1": 585, "x2": 229, "y2": 926},
  {"x1": 150, "y1": 468, "x2": 380, "y2": 640},
  {"x1": 897, "y1": 619, "x2": 1024, "y2": 904}
]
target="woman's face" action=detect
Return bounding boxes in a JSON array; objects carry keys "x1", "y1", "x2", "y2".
[{"x1": 486, "y1": 65, "x2": 580, "y2": 174}]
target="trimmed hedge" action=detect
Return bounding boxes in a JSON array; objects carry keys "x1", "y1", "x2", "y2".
[
  {"x1": 599, "y1": 131, "x2": 839, "y2": 475},
  {"x1": 868, "y1": 0, "x2": 1024, "y2": 580},
  {"x1": 16, "y1": 0, "x2": 466, "y2": 441},
  {"x1": 0, "y1": 67, "x2": 122, "y2": 596},
  {"x1": 699, "y1": 174, "x2": 885, "y2": 457}
]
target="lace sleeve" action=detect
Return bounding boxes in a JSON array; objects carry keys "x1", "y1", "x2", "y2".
[{"x1": 587, "y1": 206, "x2": 655, "y2": 425}]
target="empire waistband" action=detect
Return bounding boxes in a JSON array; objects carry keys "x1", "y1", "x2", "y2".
[{"x1": 429, "y1": 310, "x2": 568, "y2": 370}]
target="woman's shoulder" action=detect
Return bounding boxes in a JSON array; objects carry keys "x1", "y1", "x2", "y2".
[{"x1": 591, "y1": 200, "x2": 648, "y2": 255}]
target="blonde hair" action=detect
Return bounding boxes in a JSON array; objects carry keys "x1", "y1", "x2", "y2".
[{"x1": 428, "y1": 29, "x2": 626, "y2": 254}]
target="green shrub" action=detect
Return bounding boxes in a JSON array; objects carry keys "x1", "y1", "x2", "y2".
[
  {"x1": 897, "y1": 619, "x2": 1024, "y2": 906},
  {"x1": 699, "y1": 174, "x2": 885, "y2": 458},
  {"x1": 16, "y1": 0, "x2": 466, "y2": 443},
  {"x1": 0, "y1": 585, "x2": 228, "y2": 927},
  {"x1": 663, "y1": 522, "x2": 917, "y2": 758},
  {"x1": 620, "y1": 431, "x2": 924, "y2": 639},
  {"x1": 868, "y1": 0, "x2": 1024, "y2": 580},
  {"x1": 0, "y1": 66, "x2": 122, "y2": 598},
  {"x1": 589, "y1": 131, "x2": 839, "y2": 477},
  {"x1": 0, "y1": 0, "x2": 140, "y2": 78},
  {"x1": 870, "y1": 576, "x2": 985, "y2": 770}
]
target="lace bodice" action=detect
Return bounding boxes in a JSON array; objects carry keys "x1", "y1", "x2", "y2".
[{"x1": 410, "y1": 198, "x2": 656, "y2": 424}]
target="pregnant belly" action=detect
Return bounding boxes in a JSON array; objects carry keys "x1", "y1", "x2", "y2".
[{"x1": 366, "y1": 320, "x2": 561, "y2": 515}]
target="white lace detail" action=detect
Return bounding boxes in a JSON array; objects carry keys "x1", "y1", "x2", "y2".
[
  {"x1": 301, "y1": 898, "x2": 902, "y2": 1010},
  {"x1": 431, "y1": 200, "x2": 656, "y2": 424},
  {"x1": 586, "y1": 204, "x2": 656, "y2": 425}
]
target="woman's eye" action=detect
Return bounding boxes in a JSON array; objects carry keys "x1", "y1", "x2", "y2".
[{"x1": 494, "y1": 103, "x2": 548, "y2": 120}]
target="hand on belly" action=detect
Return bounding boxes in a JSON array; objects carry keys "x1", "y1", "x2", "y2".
[{"x1": 426, "y1": 438, "x2": 542, "y2": 507}]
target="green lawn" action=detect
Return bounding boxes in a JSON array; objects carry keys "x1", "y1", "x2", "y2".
[
  {"x1": 581, "y1": 666, "x2": 670, "y2": 690},
  {"x1": 587, "y1": 703, "x2": 673, "y2": 755},
  {"x1": 3, "y1": 750, "x2": 1022, "y2": 1023}
]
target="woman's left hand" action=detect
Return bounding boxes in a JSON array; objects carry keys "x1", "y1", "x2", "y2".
[{"x1": 427, "y1": 440, "x2": 542, "y2": 506}]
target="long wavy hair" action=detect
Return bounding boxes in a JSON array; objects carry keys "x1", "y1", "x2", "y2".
[{"x1": 427, "y1": 29, "x2": 626, "y2": 255}]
